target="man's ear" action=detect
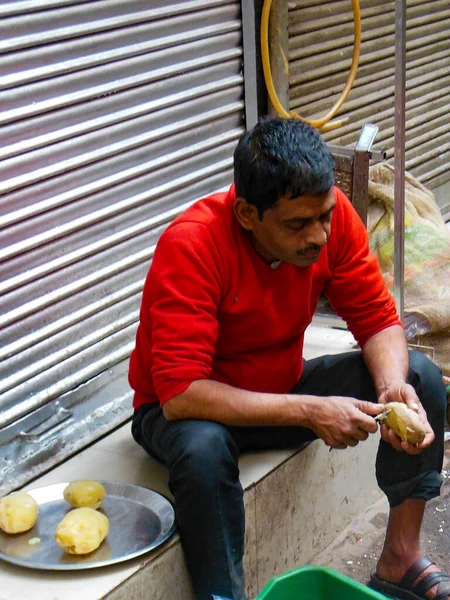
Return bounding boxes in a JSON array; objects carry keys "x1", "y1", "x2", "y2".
[{"x1": 234, "y1": 197, "x2": 259, "y2": 231}]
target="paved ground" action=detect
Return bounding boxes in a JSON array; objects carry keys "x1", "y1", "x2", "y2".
[{"x1": 312, "y1": 435, "x2": 450, "y2": 588}]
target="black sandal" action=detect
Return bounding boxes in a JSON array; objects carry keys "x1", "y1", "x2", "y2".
[{"x1": 370, "y1": 556, "x2": 450, "y2": 600}]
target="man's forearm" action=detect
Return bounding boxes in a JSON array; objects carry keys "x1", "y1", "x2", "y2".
[
  {"x1": 162, "y1": 379, "x2": 316, "y2": 427},
  {"x1": 163, "y1": 373, "x2": 385, "y2": 448},
  {"x1": 361, "y1": 324, "x2": 409, "y2": 398}
]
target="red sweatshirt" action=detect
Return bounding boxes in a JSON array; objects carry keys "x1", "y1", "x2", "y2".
[{"x1": 129, "y1": 185, "x2": 401, "y2": 409}]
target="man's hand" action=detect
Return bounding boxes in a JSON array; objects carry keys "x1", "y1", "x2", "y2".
[
  {"x1": 309, "y1": 396, "x2": 385, "y2": 450},
  {"x1": 378, "y1": 383, "x2": 434, "y2": 455}
]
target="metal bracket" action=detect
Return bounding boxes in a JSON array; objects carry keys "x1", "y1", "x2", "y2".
[{"x1": 352, "y1": 123, "x2": 381, "y2": 224}]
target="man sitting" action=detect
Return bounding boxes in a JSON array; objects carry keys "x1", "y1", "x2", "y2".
[{"x1": 129, "y1": 117, "x2": 448, "y2": 600}]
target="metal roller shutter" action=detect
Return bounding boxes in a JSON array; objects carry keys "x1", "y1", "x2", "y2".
[
  {"x1": 0, "y1": 0, "x2": 246, "y2": 494},
  {"x1": 270, "y1": 0, "x2": 450, "y2": 193}
]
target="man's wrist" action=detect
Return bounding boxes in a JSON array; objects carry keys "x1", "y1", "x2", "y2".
[
  {"x1": 376, "y1": 380, "x2": 407, "y2": 401},
  {"x1": 285, "y1": 393, "x2": 319, "y2": 428}
]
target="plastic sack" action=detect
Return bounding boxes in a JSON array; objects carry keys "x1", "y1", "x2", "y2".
[{"x1": 403, "y1": 312, "x2": 433, "y2": 340}]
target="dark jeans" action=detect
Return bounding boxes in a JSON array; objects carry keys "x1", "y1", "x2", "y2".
[{"x1": 131, "y1": 350, "x2": 446, "y2": 600}]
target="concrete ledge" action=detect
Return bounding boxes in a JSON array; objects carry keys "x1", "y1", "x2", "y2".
[{"x1": 241, "y1": 435, "x2": 382, "y2": 598}]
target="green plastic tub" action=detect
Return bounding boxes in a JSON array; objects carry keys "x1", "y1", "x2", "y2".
[{"x1": 255, "y1": 565, "x2": 388, "y2": 600}]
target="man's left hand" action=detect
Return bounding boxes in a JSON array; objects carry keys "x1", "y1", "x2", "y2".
[{"x1": 378, "y1": 383, "x2": 434, "y2": 454}]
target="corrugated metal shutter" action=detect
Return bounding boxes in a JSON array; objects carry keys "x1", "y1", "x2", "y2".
[
  {"x1": 0, "y1": 0, "x2": 245, "y2": 494},
  {"x1": 274, "y1": 0, "x2": 450, "y2": 193}
]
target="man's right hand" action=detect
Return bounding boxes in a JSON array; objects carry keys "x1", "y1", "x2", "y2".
[{"x1": 307, "y1": 396, "x2": 385, "y2": 449}]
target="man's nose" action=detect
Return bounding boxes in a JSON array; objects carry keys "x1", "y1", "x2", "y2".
[{"x1": 305, "y1": 221, "x2": 328, "y2": 246}]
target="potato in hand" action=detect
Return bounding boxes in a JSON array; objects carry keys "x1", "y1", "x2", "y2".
[
  {"x1": 55, "y1": 507, "x2": 109, "y2": 554},
  {"x1": 378, "y1": 402, "x2": 426, "y2": 444},
  {"x1": 63, "y1": 480, "x2": 106, "y2": 509},
  {"x1": 0, "y1": 491, "x2": 39, "y2": 534}
]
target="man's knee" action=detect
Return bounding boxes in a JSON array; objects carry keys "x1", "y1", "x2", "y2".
[
  {"x1": 409, "y1": 350, "x2": 447, "y2": 415},
  {"x1": 169, "y1": 421, "x2": 240, "y2": 483}
]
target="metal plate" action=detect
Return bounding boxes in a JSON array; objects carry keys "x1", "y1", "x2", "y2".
[{"x1": 0, "y1": 481, "x2": 176, "y2": 570}]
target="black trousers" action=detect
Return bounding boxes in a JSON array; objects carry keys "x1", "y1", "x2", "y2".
[{"x1": 131, "y1": 350, "x2": 446, "y2": 600}]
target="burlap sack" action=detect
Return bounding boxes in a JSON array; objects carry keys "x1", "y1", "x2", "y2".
[{"x1": 367, "y1": 163, "x2": 450, "y2": 376}]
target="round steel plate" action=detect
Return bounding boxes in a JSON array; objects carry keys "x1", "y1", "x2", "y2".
[{"x1": 0, "y1": 481, "x2": 176, "y2": 570}]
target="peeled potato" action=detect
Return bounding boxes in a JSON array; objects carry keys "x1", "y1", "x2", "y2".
[
  {"x1": 63, "y1": 480, "x2": 106, "y2": 509},
  {"x1": 378, "y1": 402, "x2": 426, "y2": 444},
  {"x1": 55, "y1": 507, "x2": 109, "y2": 554},
  {"x1": 0, "y1": 491, "x2": 39, "y2": 534}
]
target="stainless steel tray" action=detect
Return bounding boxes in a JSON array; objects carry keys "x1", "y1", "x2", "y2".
[{"x1": 0, "y1": 481, "x2": 176, "y2": 570}]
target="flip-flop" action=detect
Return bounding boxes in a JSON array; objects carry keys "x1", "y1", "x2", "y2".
[{"x1": 370, "y1": 556, "x2": 450, "y2": 600}]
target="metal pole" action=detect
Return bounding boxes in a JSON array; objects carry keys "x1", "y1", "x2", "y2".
[
  {"x1": 241, "y1": 0, "x2": 259, "y2": 129},
  {"x1": 393, "y1": 0, "x2": 406, "y2": 321}
]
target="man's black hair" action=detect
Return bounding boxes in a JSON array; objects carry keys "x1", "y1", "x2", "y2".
[{"x1": 233, "y1": 117, "x2": 335, "y2": 219}]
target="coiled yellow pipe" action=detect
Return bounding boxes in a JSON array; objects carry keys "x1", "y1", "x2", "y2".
[{"x1": 261, "y1": 0, "x2": 361, "y2": 131}]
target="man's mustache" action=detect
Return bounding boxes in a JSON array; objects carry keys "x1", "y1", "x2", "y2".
[{"x1": 296, "y1": 245, "x2": 324, "y2": 256}]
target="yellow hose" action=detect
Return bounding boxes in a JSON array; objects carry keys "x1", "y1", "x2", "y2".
[{"x1": 261, "y1": 0, "x2": 361, "y2": 131}]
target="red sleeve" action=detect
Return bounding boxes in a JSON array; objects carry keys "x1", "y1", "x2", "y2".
[
  {"x1": 147, "y1": 221, "x2": 223, "y2": 405},
  {"x1": 325, "y1": 189, "x2": 402, "y2": 348}
]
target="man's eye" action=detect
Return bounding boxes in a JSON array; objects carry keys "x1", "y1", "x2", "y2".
[{"x1": 287, "y1": 223, "x2": 305, "y2": 231}]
